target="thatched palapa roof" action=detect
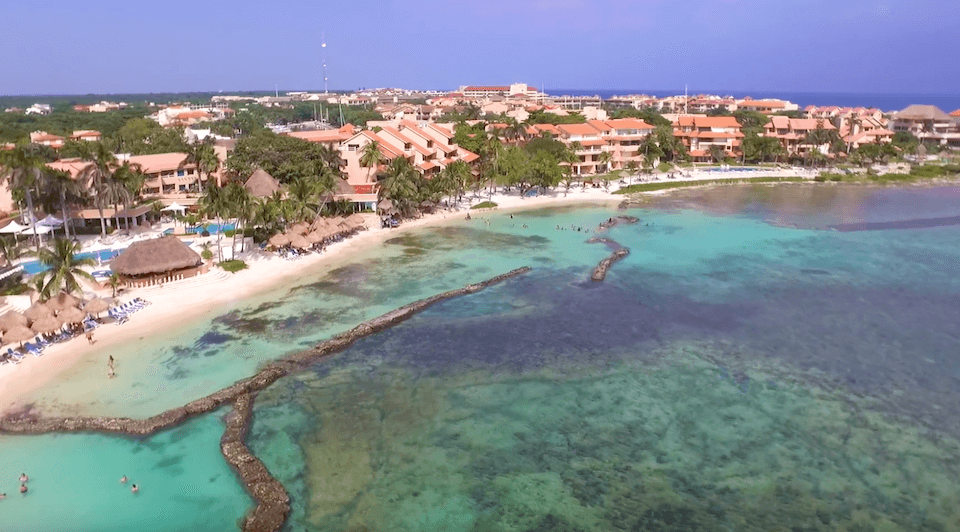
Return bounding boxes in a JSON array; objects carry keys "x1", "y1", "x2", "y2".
[
  {"x1": 112, "y1": 236, "x2": 202, "y2": 276},
  {"x1": 244, "y1": 168, "x2": 282, "y2": 198}
]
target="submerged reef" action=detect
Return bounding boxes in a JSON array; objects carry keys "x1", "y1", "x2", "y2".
[{"x1": 0, "y1": 267, "x2": 532, "y2": 532}]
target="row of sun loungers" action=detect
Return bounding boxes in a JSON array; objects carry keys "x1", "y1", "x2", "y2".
[
  {"x1": 107, "y1": 297, "x2": 150, "y2": 325},
  {"x1": 1, "y1": 323, "x2": 83, "y2": 364},
  {"x1": 0, "y1": 298, "x2": 152, "y2": 366}
]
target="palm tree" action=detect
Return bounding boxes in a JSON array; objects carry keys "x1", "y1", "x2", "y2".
[
  {"x1": 38, "y1": 169, "x2": 87, "y2": 240},
  {"x1": 76, "y1": 141, "x2": 120, "y2": 237},
  {"x1": 224, "y1": 182, "x2": 252, "y2": 254},
  {"x1": 359, "y1": 141, "x2": 386, "y2": 182},
  {"x1": 37, "y1": 238, "x2": 96, "y2": 298},
  {"x1": 597, "y1": 150, "x2": 613, "y2": 174},
  {"x1": 501, "y1": 119, "x2": 529, "y2": 144},
  {"x1": 111, "y1": 162, "x2": 144, "y2": 231},
  {"x1": 181, "y1": 140, "x2": 220, "y2": 192},
  {"x1": 380, "y1": 158, "x2": 418, "y2": 215},
  {"x1": 199, "y1": 185, "x2": 229, "y2": 262},
  {"x1": 0, "y1": 145, "x2": 47, "y2": 251},
  {"x1": 0, "y1": 235, "x2": 23, "y2": 267},
  {"x1": 286, "y1": 176, "x2": 321, "y2": 223},
  {"x1": 107, "y1": 272, "x2": 121, "y2": 298},
  {"x1": 844, "y1": 114, "x2": 862, "y2": 155}
]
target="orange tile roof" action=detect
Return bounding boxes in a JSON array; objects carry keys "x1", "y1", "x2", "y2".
[
  {"x1": 287, "y1": 128, "x2": 354, "y2": 143},
  {"x1": 126, "y1": 152, "x2": 190, "y2": 174},
  {"x1": 604, "y1": 118, "x2": 654, "y2": 130},
  {"x1": 951, "y1": 109, "x2": 960, "y2": 117},
  {"x1": 587, "y1": 120, "x2": 612, "y2": 132},
  {"x1": 47, "y1": 159, "x2": 91, "y2": 178},
  {"x1": 577, "y1": 139, "x2": 606, "y2": 146},
  {"x1": 557, "y1": 123, "x2": 601, "y2": 136}
]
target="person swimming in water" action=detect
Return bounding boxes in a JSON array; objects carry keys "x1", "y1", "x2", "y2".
[
  {"x1": 0, "y1": 493, "x2": 6, "y2": 500},
  {"x1": 131, "y1": 484, "x2": 139, "y2": 493},
  {"x1": 19, "y1": 473, "x2": 28, "y2": 482},
  {"x1": 120, "y1": 476, "x2": 128, "y2": 484},
  {"x1": 19, "y1": 484, "x2": 27, "y2": 494}
]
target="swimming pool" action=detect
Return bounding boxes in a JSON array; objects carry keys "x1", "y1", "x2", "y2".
[
  {"x1": 700, "y1": 166, "x2": 764, "y2": 172},
  {"x1": 186, "y1": 223, "x2": 236, "y2": 235},
  {"x1": 19, "y1": 249, "x2": 123, "y2": 275}
]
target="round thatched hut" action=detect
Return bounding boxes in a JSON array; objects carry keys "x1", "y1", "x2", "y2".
[{"x1": 111, "y1": 236, "x2": 205, "y2": 288}]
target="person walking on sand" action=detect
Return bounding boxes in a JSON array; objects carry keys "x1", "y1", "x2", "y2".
[{"x1": 86, "y1": 330, "x2": 95, "y2": 344}]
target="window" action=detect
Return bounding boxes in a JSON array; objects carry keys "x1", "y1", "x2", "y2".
[
  {"x1": 177, "y1": 170, "x2": 185, "y2": 177},
  {"x1": 348, "y1": 144, "x2": 358, "y2": 152}
]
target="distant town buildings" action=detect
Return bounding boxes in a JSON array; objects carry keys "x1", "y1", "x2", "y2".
[
  {"x1": 25, "y1": 103, "x2": 51, "y2": 115},
  {"x1": 890, "y1": 105, "x2": 960, "y2": 147}
]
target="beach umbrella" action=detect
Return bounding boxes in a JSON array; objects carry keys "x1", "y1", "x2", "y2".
[
  {"x1": 306, "y1": 231, "x2": 324, "y2": 244},
  {"x1": 45, "y1": 292, "x2": 81, "y2": 313},
  {"x1": 268, "y1": 233, "x2": 290, "y2": 247},
  {"x1": 83, "y1": 298, "x2": 110, "y2": 317},
  {"x1": 24, "y1": 302, "x2": 54, "y2": 321},
  {"x1": 345, "y1": 213, "x2": 367, "y2": 229},
  {"x1": 288, "y1": 234, "x2": 310, "y2": 250},
  {"x1": 290, "y1": 222, "x2": 309, "y2": 235},
  {"x1": 0, "y1": 311, "x2": 28, "y2": 332},
  {"x1": 3, "y1": 325, "x2": 35, "y2": 345},
  {"x1": 31, "y1": 315, "x2": 61, "y2": 334},
  {"x1": 311, "y1": 217, "x2": 332, "y2": 232},
  {"x1": 377, "y1": 199, "x2": 393, "y2": 212},
  {"x1": 57, "y1": 307, "x2": 87, "y2": 325}
]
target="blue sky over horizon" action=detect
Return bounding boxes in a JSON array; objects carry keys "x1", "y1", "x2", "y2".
[{"x1": 2, "y1": 0, "x2": 959, "y2": 96}]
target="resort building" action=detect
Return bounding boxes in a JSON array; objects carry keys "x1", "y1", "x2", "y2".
[
  {"x1": 285, "y1": 125, "x2": 357, "y2": 148},
  {"x1": 25, "y1": 103, "x2": 52, "y2": 115},
  {"x1": 112, "y1": 236, "x2": 207, "y2": 288},
  {"x1": 672, "y1": 116, "x2": 745, "y2": 161},
  {"x1": 762, "y1": 117, "x2": 837, "y2": 155},
  {"x1": 736, "y1": 98, "x2": 799, "y2": 114},
  {"x1": 457, "y1": 83, "x2": 539, "y2": 98},
  {"x1": 119, "y1": 152, "x2": 210, "y2": 202},
  {"x1": 556, "y1": 123, "x2": 609, "y2": 175},
  {"x1": 890, "y1": 105, "x2": 960, "y2": 147},
  {"x1": 838, "y1": 115, "x2": 894, "y2": 150},
  {"x1": 70, "y1": 130, "x2": 102, "y2": 142},
  {"x1": 338, "y1": 121, "x2": 479, "y2": 208},
  {"x1": 29, "y1": 131, "x2": 65, "y2": 149}
]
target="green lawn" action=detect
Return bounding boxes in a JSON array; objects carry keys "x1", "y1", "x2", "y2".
[{"x1": 613, "y1": 176, "x2": 806, "y2": 194}]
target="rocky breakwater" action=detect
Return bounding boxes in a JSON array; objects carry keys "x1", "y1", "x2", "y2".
[
  {"x1": 591, "y1": 248, "x2": 630, "y2": 282},
  {"x1": 588, "y1": 215, "x2": 637, "y2": 281},
  {"x1": 599, "y1": 215, "x2": 639, "y2": 230},
  {"x1": 0, "y1": 266, "x2": 533, "y2": 532},
  {"x1": 222, "y1": 393, "x2": 290, "y2": 532}
]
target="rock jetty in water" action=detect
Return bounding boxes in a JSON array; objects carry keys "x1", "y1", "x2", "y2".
[
  {"x1": 0, "y1": 266, "x2": 533, "y2": 532},
  {"x1": 592, "y1": 248, "x2": 630, "y2": 282}
]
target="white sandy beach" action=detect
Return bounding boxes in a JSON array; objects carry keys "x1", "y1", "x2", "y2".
[{"x1": 0, "y1": 172, "x2": 809, "y2": 414}]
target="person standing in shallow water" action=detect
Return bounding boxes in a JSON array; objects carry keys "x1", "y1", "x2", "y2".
[
  {"x1": 19, "y1": 473, "x2": 28, "y2": 482},
  {"x1": 19, "y1": 484, "x2": 27, "y2": 494}
]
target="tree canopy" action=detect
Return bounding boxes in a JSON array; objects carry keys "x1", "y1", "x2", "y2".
[{"x1": 226, "y1": 130, "x2": 341, "y2": 183}]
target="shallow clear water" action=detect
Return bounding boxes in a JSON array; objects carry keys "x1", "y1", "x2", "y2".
[
  {"x1": 0, "y1": 410, "x2": 251, "y2": 531},
  {"x1": 9, "y1": 185, "x2": 960, "y2": 531}
]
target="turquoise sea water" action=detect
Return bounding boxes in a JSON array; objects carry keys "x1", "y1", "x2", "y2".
[
  {"x1": 5, "y1": 184, "x2": 960, "y2": 531},
  {"x1": 0, "y1": 410, "x2": 251, "y2": 531}
]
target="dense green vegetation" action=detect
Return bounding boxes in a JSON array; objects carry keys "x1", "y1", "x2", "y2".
[
  {"x1": 225, "y1": 130, "x2": 342, "y2": 183},
  {"x1": 614, "y1": 176, "x2": 805, "y2": 194},
  {"x1": 219, "y1": 259, "x2": 248, "y2": 273}
]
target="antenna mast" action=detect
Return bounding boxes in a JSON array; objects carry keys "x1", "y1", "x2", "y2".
[{"x1": 322, "y1": 32, "x2": 328, "y2": 94}]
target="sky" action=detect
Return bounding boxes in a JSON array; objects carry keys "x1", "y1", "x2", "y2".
[{"x1": 2, "y1": 0, "x2": 959, "y2": 96}]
